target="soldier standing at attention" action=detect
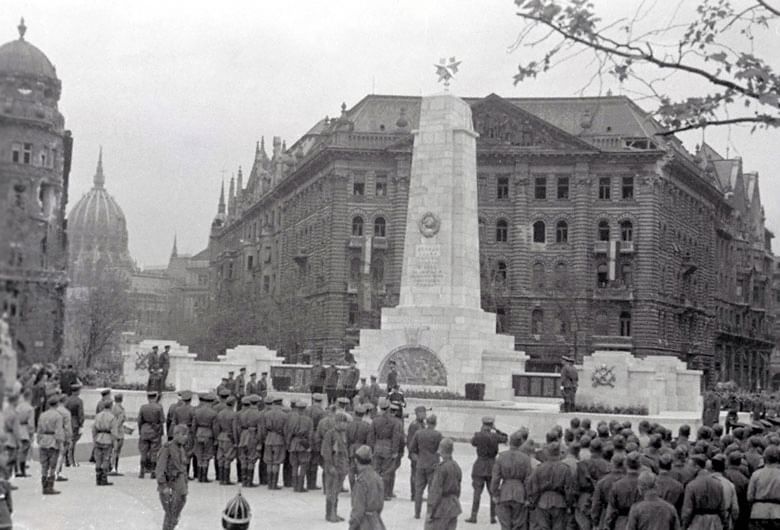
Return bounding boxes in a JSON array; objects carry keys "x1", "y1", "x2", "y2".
[
  {"x1": 1, "y1": 391, "x2": 21, "y2": 484},
  {"x1": 169, "y1": 391, "x2": 195, "y2": 479},
  {"x1": 138, "y1": 390, "x2": 165, "y2": 479},
  {"x1": 37, "y1": 394, "x2": 63, "y2": 494},
  {"x1": 237, "y1": 395, "x2": 262, "y2": 487},
  {"x1": 261, "y1": 394, "x2": 287, "y2": 489},
  {"x1": 54, "y1": 393, "x2": 72, "y2": 482},
  {"x1": 408, "y1": 405, "x2": 427, "y2": 500},
  {"x1": 368, "y1": 398, "x2": 403, "y2": 501},
  {"x1": 490, "y1": 430, "x2": 534, "y2": 530},
  {"x1": 157, "y1": 424, "x2": 189, "y2": 530},
  {"x1": 306, "y1": 393, "x2": 327, "y2": 491},
  {"x1": 96, "y1": 388, "x2": 112, "y2": 414},
  {"x1": 192, "y1": 392, "x2": 218, "y2": 483},
  {"x1": 245, "y1": 373, "x2": 258, "y2": 396},
  {"x1": 147, "y1": 346, "x2": 160, "y2": 391},
  {"x1": 465, "y1": 417, "x2": 507, "y2": 524},
  {"x1": 15, "y1": 389, "x2": 34, "y2": 477},
  {"x1": 346, "y1": 404, "x2": 372, "y2": 489},
  {"x1": 285, "y1": 399, "x2": 314, "y2": 492},
  {"x1": 64, "y1": 383, "x2": 84, "y2": 467},
  {"x1": 235, "y1": 368, "x2": 246, "y2": 411},
  {"x1": 410, "y1": 414, "x2": 443, "y2": 520},
  {"x1": 426, "y1": 438, "x2": 462, "y2": 530},
  {"x1": 166, "y1": 392, "x2": 184, "y2": 442},
  {"x1": 349, "y1": 445, "x2": 386, "y2": 530},
  {"x1": 258, "y1": 372, "x2": 269, "y2": 399},
  {"x1": 385, "y1": 361, "x2": 398, "y2": 394},
  {"x1": 311, "y1": 357, "x2": 326, "y2": 396},
  {"x1": 110, "y1": 393, "x2": 127, "y2": 476},
  {"x1": 604, "y1": 451, "x2": 643, "y2": 530},
  {"x1": 560, "y1": 354, "x2": 578, "y2": 413},
  {"x1": 226, "y1": 371, "x2": 237, "y2": 398},
  {"x1": 324, "y1": 363, "x2": 340, "y2": 406},
  {"x1": 322, "y1": 412, "x2": 351, "y2": 522},
  {"x1": 340, "y1": 359, "x2": 360, "y2": 404},
  {"x1": 215, "y1": 395, "x2": 238, "y2": 485},
  {"x1": 702, "y1": 391, "x2": 722, "y2": 428},
  {"x1": 92, "y1": 401, "x2": 115, "y2": 486},
  {"x1": 159, "y1": 345, "x2": 171, "y2": 392}
]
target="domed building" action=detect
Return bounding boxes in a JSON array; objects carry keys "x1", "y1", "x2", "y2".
[
  {"x1": 0, "y1": 19, "x2": 72, "y2": 364},
  {"x1": 67, "y1": 149, "x2": 133, "y2": 284}
]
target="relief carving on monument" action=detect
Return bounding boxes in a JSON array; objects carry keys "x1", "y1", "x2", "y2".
[
  {"x1": 379, "y1": 345, "x2": 447, "y2": 386},
  {"x1": 418, "y1": 211, "x2": 440, "y2": 238}
]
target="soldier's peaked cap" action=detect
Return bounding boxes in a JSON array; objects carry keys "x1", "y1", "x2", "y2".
[
  {"x1": 70, "y1": 382, "x2": 82, "y2": 390},
  {"x1": 562, "y1": 355, "x2": 574, "y2": 362},
  {"x1": 179, "y1": 390, "x2": 193, "y2": 400},
  {"x1": 337, "y1": 397, "x2": 350, "y2": 405},
  {"x1": 218, "y1": 388, "x2": 230, "y2": 397},
  {"x1": 241, "y1": 396, "x2": 252, "y2": 405},
  {"x1": 312, "y1": 393, "x2": 325, "y2": 402},
  {"x1": 248, "y1": 394, "x2": 261, "y2": 404},
  {"x1": 100, "y1": 388, "x2": 111, "y2": 396},
  {"x1": 482, "y1": 416, "x2": 495, "y2": 425},
  {"x1": 147, "y1": 390, "x2": 158, "y2": 398},
  {"x1": 47, "y1": 394, "x2": 60, "y2": 405},
  {"x1": 264, "y1": 396, "x2": 274, "y2": 404}
]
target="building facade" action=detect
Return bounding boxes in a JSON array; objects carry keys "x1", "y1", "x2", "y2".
[
  {"x1": 0, "y1": 20, "x2": 72, "y2": 364},
  {"x1": 207, "y1": 93, "x2": 775, "y2": 387}
]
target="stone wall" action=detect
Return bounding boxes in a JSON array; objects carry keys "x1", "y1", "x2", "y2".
[{"x1": 122, "y1": 340, "x2": 283, "y2": 392}]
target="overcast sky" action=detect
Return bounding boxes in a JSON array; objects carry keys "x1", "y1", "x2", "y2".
[{"x1": 4, "y1": 1, "x2": 779, "y2": 266}]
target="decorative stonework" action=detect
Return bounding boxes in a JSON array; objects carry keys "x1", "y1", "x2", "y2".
[
  {"x1": 418, "y1": 212, "x2": 440, "y2": 238},
  {"x1": 591, "y1": 364, "x2": 616, "y2": 387},
  {"x1": 378, "y1": 345, "x2": 447, "y2": 386}
]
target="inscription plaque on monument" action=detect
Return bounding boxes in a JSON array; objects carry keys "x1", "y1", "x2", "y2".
[{"x1": 411, "y1": 244, "x2": 443, "y2": 287}]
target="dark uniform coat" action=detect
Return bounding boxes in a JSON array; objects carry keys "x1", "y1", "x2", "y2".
[
  {"x1": 349, "y1": 465, "x2": 386, "y2": 530},
  {"x1": 470, "y1": 430, "x2": 507, "y2": 477},
  {"x1": 427, "y1": 458, "x2": 462, "y2": 527},
  {"x1": 625, "y1": 494, "x2": 681, "y2": 530},
  {"x1": 680, "y1": 470, "x2": 726, "y2": 529}
]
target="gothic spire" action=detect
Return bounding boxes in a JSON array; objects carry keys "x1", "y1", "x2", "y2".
[
  {"x1": 94, "y1": 146, "x2": 105, "y2": 188},
  {"x1": 171, "y1": 233, "x2": 178, "y2": 258},
  {"x1": 218, "y1": 179, "x2": 225, "y2": 214}
]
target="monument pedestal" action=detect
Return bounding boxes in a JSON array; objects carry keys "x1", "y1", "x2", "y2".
[{"x1": 353, "y1": 92, "x2": 527, "y2": 400}]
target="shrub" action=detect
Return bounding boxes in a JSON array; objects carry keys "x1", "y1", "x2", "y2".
[
  {"x1": 570, "y1": 403, "x2": 649, "y2": 416},
  {"x1": 403, "y1": 389, "x2": 465, "y2": 400}
]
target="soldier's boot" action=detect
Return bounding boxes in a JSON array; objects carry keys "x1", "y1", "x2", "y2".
[
  {"x1": 332, "y1": 497, "x2": 344, "y2": 522},
  {"x1": 306, "y1": 466, "x2": 320, "y2": 490},
  {"x1": 490, "y1": 499, "x2": 496, "y2": 524},
  {"x1": 203, "y1": 465, "x2": 212, "y2": 483},
  {"x1": 224, "y1": 463, "x2": 234, "y2": 485},
  {"x1": 96, "y1": 471, "x2": 102, "y2": 486},
  {"x1": 291, "y1": 470, "x2": 299, "y2": 492},
  {"x1": 139, "y1": 464, "x2": 145, "y2": 479},
  {"x1": 464, "y1": 492, "x2": 480, "y2": 523},
  {"x1": 325, "y1": 498, "x2": 338, "y2": 522},
  {"x1": 45, "y1": 477, "x2": 60, "y2": 495},
  {"x1": 268, "y1": 470, "x2": 277, "y2": 490},
  {"x1": 19, "y1": 462, "x2": 27, "y2": 478},
  {"x1": 40, "y1": 477, "x2": 46, "y2": 494},
  {"x1": 102, "y1": 471, "x2": 114, "y2": 486}
]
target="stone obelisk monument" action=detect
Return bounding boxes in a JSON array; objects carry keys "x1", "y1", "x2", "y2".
[{"x1": 353, "y1": 61, "x2": 526, "y2": 400}]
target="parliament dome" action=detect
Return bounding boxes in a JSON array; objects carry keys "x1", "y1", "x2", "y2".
[
  {"x1": 0, "y1": 19, "x2": 57, "y2": 80},
  {"x1": 67, "y1": 150, "x2": 133, "y2": 282}
]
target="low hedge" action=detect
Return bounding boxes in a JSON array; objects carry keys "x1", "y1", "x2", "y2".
[{"x1": 570, "y1": 403, "x2": 649, "y2": 416}]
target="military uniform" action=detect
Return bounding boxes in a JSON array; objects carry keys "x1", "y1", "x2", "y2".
[
  {"x1": 349, "y1": 462, "x2": 386, "y2": 530},
  {"x1": 368, "y1": 408, "x2": 403, "y2": 499},
  {"x1": 285, "y1": 402, "x2": 314, "y2": 492},
  {"x1": 36, "y1": 400, "x2": 63, "y2": 494},
  {"x1": 158, "y1": 349, "x2": 170, "y2": 391},
  {"x1": 560, "y1": 359, "x2": 578, "y2": 413},
  {"x1": 655, "y1": 471, "x2": 684, "y2": 517},
  {"x1": 214, "y1": 402, "x2": 238, "y2": 484},
  {"x1": 156, "y1": 437, "x2": 188, "y2": 530},
  {"x1": 321, "y1": 421, "x2": 350, "y2": 522},
  {"x1": 604, "y1": 469, "x2": 641, "y2": 530},
  {"x1": 310, "y1": 364, "x2": 326, "y2": 395},
  {"x1": 306, "y1": 396, "x2": 327, "y2": 490},
  {"x1": 138, "y1": 396, "x2": 165, "y2": 478},
  {"x1": 64, "y1": 389, "x2": 84, "y2": 466},
  {"x1": 237, "y1": 397, "x2": 262, "y2": 486},
  {"x1": 410, "y1": 427, "x2": 443, "y2": 519},
  {"x1": 245, "y1": 377, "x2": 259, "y2": 397},
  {"x1": 408, "y1": 415, "x2": 426, "y2": 499},
  {"x1": 2, "y1": 402, "x2": 21, "y2": 481},
  {"x1": 490, "y1": 446, "x2": 533, "y2": 530},
  {"x1": 341, "y1": 365, "x2": 360, "y2": 402},
  {"x1": 324, "y1": 365, "x2": 340, "y2": 405},
  {"x1": 169, "y1": 394, "x2": 195, "y2": 477},
  {"x1": 346, "y1": 410, "x2": 372, "y2": 487},
  {"x1": 191, "y1": 394, "x2": 218, "y2": 482},
  {"x1": 526, "y1": 451, "x2": 576, "y2": 530},
  {"x1": 110, "y1": 401, "x2": 126, "y2": 474},
  {"x1": 426, "y1": 457, "x2": 462, "y2": 530},
  {"x1": 626, "y1": 493, "x2": 680, "y2": 530},
  {"x1": 234, "y1": 372, "x2": 245, "y2": 409},
  {"x1": 592, "y1": 468, "x2": 625, "y2": 527},
  {"x1": 261, "y1": 401, "x2": 288, "y2": 488},
  {"x1": 466, "y1": 424, "x2": 507, "y2": 523},
  {"x1": 681, "y1": 470, "x2": 726, "y2": 529},
  {"x1": 54, "y1": 401, "x2": 72, "y2": 478},
  {"x1": 15, "y1": 398, "x2": 33, "y2": 476},
  {"x1": 576, "y1": 453, "x2": 610, "y2": 529},
  {"x1": 93, "y1": 405, "x2": 115, "y2": 486}
]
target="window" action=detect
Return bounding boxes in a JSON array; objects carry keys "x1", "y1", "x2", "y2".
[
  {"x1": 374, "y1": 217, "x2": 386, "y2": 237},
  {"x1": 371, "y1": 258, "x2": 384, "y2": 287},
  {"x1": 555, "y1": 262, "x2": 567, "y2": 288},
  {"x1": 39, "y1": 148, "x2": 47, "y2": 168},
  {"x1": 619, "y1": 311, "x2": 632, "y2": 336},
  {"x1": 495, "y1": 261, "x2": 508, "y2": 284},
  {"x1": 555, "y1": 220, "x2": 568, "y2": 243},
  {"x1": 598, "y1": 220, "x2": 610, "y2": 241},
  {"x1": 532, "y1": 262, "x2": 545, "y2": 289},
  {"x1": 620, "y1": 220, "x2": 633, "y2": 242},
  {"x1": 13, "y1": 183, "x2": 25, "y2": 210},
  {"x1": 11, "y1": 143, "x2": 21, "y2": 163},
  {"x1": 350, "y1": 258, "x2": 361, "y2": 283},
  {"x1": 496, "y1": 219, "x2": 508, "y2": 242},
  {"x1": 496, "y1": 176, "x2": 509, "y2": 199},
  {"x1": 532, "y1": 220, "x2": 546, "y2": 243},
  {"x1": 534, "y1": 176, "x2": 547, "y2": 199},
  {"x1": 375, "y1": 173, "x2": 387, "y2": 196},
  {"x1": 263, "y1": 275, "x2": 271, "y2": 293},
  {"x1": 531, "y1": 309, "x2": 544, "y2": 335},
  {"x1": 557, "y1": 176, "x2": 569, "y2": 199},
  {"x1": 247, "y1": 255, "x2": 254, "y2": 270},
  {"x1": 597, "y1": 263, "x2": 608, "y2": 288},
  {"x1": 598, "y1": 177, "x2": 611, "y2": 200},
  {"x1": 227, "y1": 262, "x2": 234, "y2": 279},
  {"x1": 352, "y1": 174, "x2": 365, "y2": 196},
  {"x1": 351, "y1": 216, "x2": 364, "y2": 236},
  {"x1": 594, "y1": 312, "x2": 609, "y2": 335},
  {"x1": 621, "y1": 262, "x2": 633, "y2": 286},
  {"x1": 348, "y1": 303, "x2": 359, "y2": 326},
  {"x1": 622, "y1": 176, "x2": 634, "y2": 199}
]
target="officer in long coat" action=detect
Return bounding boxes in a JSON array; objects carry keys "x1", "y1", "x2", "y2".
[
  {"x1": 410, "y1": 415, "x2": 443, "y2": 520},
  {"x1": 347, "y1": 404, "x2": 372, "y2": 488},
  {"x1": 526, "y1": 444, "x2": 577, "y2": 529},
  {"x1": 368, "y1": 398, "x2": 403, "y2": 500},
  {"x1": 138, "y1": 391, "x2": 165, "y2": 479},
  {"x1": 261, "y1": 395, "x2": 287, "y2": 489},
  {"x1": 285, "y1": 399, "x2": 314, "y2": 492},
  {"x1": 560, "y1": 355, "x2": 578, "y2": 412},
  {"x1": 349, "y1": 445, "x2": 386, "y2": 530},
  {"x1": 169, "y1": 391, "x2": 196, "y2": 478},
  {"x1": 306, "y1": 394, "x2": 327, "y2": 490},
  {"x1": 191, "y1": 392, "x2": 218, "y2": 482},
  {"x1": 93, "y1": 400, "x2": 116, "y2": 486},
  {"x1": 37, "y1": 394, "x2": 63, "y2": 495},
  {"x1": 321, "y1": 412, "x2": 351, "y2": 522},
  {"x1": 237, "y1": 395, "x2": 262, "y2": 487},
  {"x1": 157, "y1": 424, "x2": 189, "y2": 530},
  {"x1": 465, "y1": 416, "x2": 507, "y2": 524},
  {"x1": 64, "y1": 383, "x2": 84, "y2": 467},
  {"x1": 490, "y1": 431, "x2": 533, "y2": 530},
  {"x1": 214, "y1": 395, "x2": 238, "y2": 485},
  {"x1": 407, "y1": 406, "x2": 427, "y2": 500},
  {"x1": 425, "y1": 438, "x2": 462, "y2": 530}
]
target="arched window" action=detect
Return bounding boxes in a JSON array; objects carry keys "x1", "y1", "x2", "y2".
[
  {"x1": 374, "y1": 216, "x2": 386, "y2": 237},
  {"x1": 352, "y1": 216, "x2": 364, "y2": 236},
  {"x1": 496, "y1": 219, "x2": 509, "y2": 242},
  {"x1": 531, "y1": 309, "x2": 544, "y2": 335},
  {"x1": 495, "y1": 260, "x2": 508, "y2": 284},
  {"x1": 597, "y1": 263, "x2": 609, "y2": 288},
  {"x1": 619, "y1": 311, "x2": 632, "y2": 336},
  {"x1": 532, "y1": 262, "x2": 545, "y2": 289},
  {"x1": 621, "y1": 262, "x2": 633, "y2": 286},
  {"x1": 555, "y1": 220, "x2": 568, "y2": 243},
  {"x1": 350, "y1": 257, "x2": 361, "y2": 283},
  {"x1": 533, "y1": 220, "x2": 546, "y2": 243},
  {"x1": 594, "y1": 311, "x2": 609, "y2": 335},
  {"x1": 555, "y1": 262, "x2": 567, "y2": 288},
  {"x1": 620, "y1": 220, "x2": 633, "y2": 242},
  {"x1": 598, "y1": 220, "x2": 610, "y2": 241}
]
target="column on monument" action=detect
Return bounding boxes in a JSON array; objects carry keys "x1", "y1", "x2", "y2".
[{"x1": 508, "y1": 161, "x2": 530, "y2": 338}]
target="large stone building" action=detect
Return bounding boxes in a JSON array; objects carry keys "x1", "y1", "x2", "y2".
[
  {"x1": 0, "y1": 20, "x2": 72, "y2": 364},
  {"x1": 207, "y1": 93, "x2": 775, "y2": 387}
]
